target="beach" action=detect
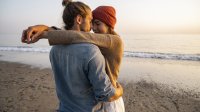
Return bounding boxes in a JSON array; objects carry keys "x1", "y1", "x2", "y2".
[
  {"x1": 1, "y1": 60, "x2": 200, "y2": 112},
  {"x1": 1, "y1": 34, "x2": 200, "y2": 112},
  {"x1": 1, "y1": 0, "x2": 200, "y2": 111},
  {"x1": 0, "y1": 61, "x2": 58, "y2": 112}
]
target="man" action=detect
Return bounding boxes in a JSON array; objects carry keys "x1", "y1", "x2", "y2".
[{"x1": 22, "y1": 1, "x2": 123, "y2": 112}]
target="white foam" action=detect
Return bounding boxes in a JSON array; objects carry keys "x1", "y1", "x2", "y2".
[
  {"x1": 0, "y1": 46, "x2": 199, "y2": 61},
  {"x1": 124, "y1": 51, "x2": 200, "y2": 61},
  {"x1": 0, "y1": 46, "x2": 50, "y2": 53}
]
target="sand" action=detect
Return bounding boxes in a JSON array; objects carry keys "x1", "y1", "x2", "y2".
[
  {"x1": 0, "y1": 61, "x2": 200, "y2": 112},
  {"x1": 0, "y1": 61, "x2": 58, "y2": 112}
]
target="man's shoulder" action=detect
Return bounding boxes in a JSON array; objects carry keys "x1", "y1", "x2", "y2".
[
  {"x1": 74, "y1": 43, "x2": 98, "y2": 49},
  {"x1": 74, "y1": 43, "x2": 101, "y2": 56},
  {"x1": 51, "y1": 43, "x2": 101, "y2": 57},
  {"x1": 52, "y1": 43, "x2": 98, "y2": 50},
  {"x1": 66, "y1": 43, "x2": 100, "y2": 52}
]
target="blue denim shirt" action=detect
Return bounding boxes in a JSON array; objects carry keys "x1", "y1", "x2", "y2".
[{"x1": 50, "y1": 43, "x2": 115, "y2": 112}]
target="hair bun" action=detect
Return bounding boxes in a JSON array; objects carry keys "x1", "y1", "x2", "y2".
[{"x1": 62, "y1": 0, "x2": 72, "y2": 6}]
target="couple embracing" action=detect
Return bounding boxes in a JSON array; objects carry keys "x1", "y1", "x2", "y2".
[{"x1": 22, "y1": 0, "x2": 125, "y2": 112}]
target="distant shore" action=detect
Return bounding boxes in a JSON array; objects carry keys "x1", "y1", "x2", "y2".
[{"x1": 0, "y1": 61, "x2": 200, "y2": 112}]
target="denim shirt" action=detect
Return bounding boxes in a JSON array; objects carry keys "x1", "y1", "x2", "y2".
[{"x1": 50, "y1": 43, "x2": 115, "y2": 112}]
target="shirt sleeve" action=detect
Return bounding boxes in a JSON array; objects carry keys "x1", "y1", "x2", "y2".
[
  {"x1": 42, "y1": 30, "x2": 123, "y2": 51},
  {"x1": 87, "y1": 50, "x2": 115, "y2": 102}
]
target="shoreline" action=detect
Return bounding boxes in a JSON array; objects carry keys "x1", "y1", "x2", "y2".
[{"x1": 0, "y1": 61, "x2": 200, "y2": 112}]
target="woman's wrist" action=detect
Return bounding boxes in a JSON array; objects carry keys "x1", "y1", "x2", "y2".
[{"x1": 49, "y1": 26, "x2": 61, "y2": 30}]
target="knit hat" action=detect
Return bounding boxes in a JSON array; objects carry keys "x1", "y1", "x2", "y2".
[{"x1": 92, "y1": 6, "x2": 116, "y2": 29}]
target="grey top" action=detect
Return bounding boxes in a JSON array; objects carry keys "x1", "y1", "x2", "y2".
[{"x1": 50, "y1": 43, "x2": 115, "y2": 112}]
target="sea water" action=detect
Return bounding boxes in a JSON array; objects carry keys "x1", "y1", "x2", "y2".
[{"x1": 1, "y1": 34, "x2": 200, "y2": 61}]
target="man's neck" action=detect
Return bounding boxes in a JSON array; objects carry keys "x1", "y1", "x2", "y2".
[{"x1": 70, "y1": 25, "x2": 80, "y2": 31}]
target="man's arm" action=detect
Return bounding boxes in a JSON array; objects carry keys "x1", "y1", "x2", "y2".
[
  {"x1": 87, "y1": 48, "x2": 123, "y2": 102},
  {"x1": 108, "y1": 82, "x2": 123, "y2": 102}
]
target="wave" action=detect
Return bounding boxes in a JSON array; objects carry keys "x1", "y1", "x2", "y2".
[
  {"x1": 124, "y1": 51, "x2": 200, "y2": 61},
  {"x1": 0, "y1": 46, "x2": 50, "y2": 53},
  {"x1": 0, "y1": 46, "x2": 199, "y2": 61}
]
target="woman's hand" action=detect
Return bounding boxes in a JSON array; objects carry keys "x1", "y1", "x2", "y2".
[
  {"x1": 21, "y1": 25, "x2": 49, "y2": 44},
  {"x1": 108, "y1": 82, "x2": 123, "y2": 102}
]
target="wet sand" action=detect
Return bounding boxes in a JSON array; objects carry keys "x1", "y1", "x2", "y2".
[{"x1": 0, "y1": 61, "x2": 200, "y2": 112}]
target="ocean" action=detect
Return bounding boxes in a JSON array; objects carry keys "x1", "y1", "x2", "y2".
[
  {"x1": 0, "y1": 34, "x2": 200, "y2": 61},
  {"x1": 0, "y1": 34, "x2": 200, "y2": 92}
]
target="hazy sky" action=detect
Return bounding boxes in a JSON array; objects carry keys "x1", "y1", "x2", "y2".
[{"x1": 0, "y1": 0, "x2": 200, "y2": 34}]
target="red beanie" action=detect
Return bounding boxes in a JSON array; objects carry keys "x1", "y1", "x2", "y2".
[{"x1": 92, "y1": 6, "x2": 116, "y2": 29}]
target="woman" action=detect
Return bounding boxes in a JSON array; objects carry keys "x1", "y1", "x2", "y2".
[
  {"x1": 91, "y1": 6, "x2": 125, "y2": 112},
  {"x1": 22, "y1": 3, "x2": 125, "y2": 112}
]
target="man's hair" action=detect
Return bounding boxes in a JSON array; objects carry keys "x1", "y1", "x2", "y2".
[{"x1": 62, "y1": 0, "x2": 91, "y2": 30}]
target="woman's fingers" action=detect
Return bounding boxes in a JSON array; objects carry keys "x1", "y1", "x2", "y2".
[
  {"x1": 21, "y1": 30, "x2": 27, "y2": 43},
  {"x1": 21, "y1": 25, "x2": 49, "y2": 44},
  {"x1": 26, "y1": 27, "x2": 34, "y2": 44},
  {"x1": 31, "y1": 32, "x2": 43, "y2": 43}
]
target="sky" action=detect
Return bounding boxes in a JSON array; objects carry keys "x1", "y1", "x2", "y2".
[{"x1": 0, "y1": 0, "x2": 200, "y2": 35}]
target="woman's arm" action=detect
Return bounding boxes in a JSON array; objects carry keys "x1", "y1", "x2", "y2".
[
  {"x1": 22, "y1": 25, "x2": 123, "y2": 53},
  {"x1": 41, "y1": 30, "x2": 123, "y2": 51}
]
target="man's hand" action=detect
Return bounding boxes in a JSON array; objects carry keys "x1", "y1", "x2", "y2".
[{"x1": 21, "y1": 25, "x2": 49, "y2": 44}]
